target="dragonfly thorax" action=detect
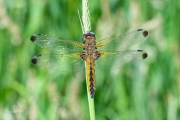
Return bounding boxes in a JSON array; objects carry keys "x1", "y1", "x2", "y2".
[
  {"x1": 81, "y1": 32, "x2": 100, "y2": 61},
  {"x1": 82, "y1": 32, "x2": 95, "y2": 43}
]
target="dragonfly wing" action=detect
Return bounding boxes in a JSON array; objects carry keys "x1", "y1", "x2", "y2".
[
  {"x1": 30, "y1": 34, "x2": 83, "y2": 53},
  {"x1": 31, "y1": 53, "x2": 84, "y2": 71},
  {"x1": 95, "y1": 50, "x2": 148, "y2": 69},
  {"x1": 96, "y1": 29, "x2": 148, "y2": 51}
]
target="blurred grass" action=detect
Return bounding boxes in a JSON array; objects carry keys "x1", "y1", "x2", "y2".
[{"x1": 0, "y1": 0, "x2": 180, "y2": 119}]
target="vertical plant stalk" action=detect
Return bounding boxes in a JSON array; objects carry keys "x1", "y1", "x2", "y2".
[
  {"x1": 82, "y1": 0, "x2": 91, "y2": 32},
  {"x1": 82, "y1": 0, "x2": 95, "y2": 120}
]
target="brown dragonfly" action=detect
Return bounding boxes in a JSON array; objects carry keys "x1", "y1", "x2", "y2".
[{"x1": 30, "y1": 29, "x2": 148, "y2": 98}]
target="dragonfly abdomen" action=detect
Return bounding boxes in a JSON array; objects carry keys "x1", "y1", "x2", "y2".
[{"x1": 86, "y1": 56, "x2": 96, "y2": 98}]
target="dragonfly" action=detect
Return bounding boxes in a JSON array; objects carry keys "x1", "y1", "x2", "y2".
[{"x1": 30, "y1": 29, "x2": 148, "y2": 98}]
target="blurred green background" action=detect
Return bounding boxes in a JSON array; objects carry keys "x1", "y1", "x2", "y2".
[{"x1": 0, "y1": 0, "x2": 180, "y2": 119}]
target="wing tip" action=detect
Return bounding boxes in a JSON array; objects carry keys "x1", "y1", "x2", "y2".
[
  {"x1": 137, "y1": 50, "x2": 148, "y2": 59},
  {"x1": 137, "y1": 29, "x2": 148, "y2": 37},
  {"x1": 30, "y1": 35, "x2": 36, "y2": 42},
  {"x1": 137, "y1": 29, "x2": 143, "y2": 31},
  {"x1": 31, "y1": 54, "x2": 42, "y2": 64},
  {"x1": 31, "y1": 58, "x2": 37, "y2": 64},
  {"x1": 30, "y1": 33, "x2": 41, "y2": 42},
  {"x1": 142, "y1": 52, "x2": 148, "y2": 59},
  {"x1": 142, "y1": 30, "x2": 148, "y2": 37}
]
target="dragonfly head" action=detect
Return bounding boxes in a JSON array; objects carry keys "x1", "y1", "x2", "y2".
[{"x1": 82, "y1": 32, "x2": 95, "y2": 42}]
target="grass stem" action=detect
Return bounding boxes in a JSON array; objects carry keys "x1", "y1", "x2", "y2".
[{"x1": 82, "y1": 0, "x2": 95, "y2": 119}]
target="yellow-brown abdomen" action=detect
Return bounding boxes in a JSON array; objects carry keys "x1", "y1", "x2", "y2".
[{"x1": 85, "y1": 56, "x2": 96, "y2": 98}]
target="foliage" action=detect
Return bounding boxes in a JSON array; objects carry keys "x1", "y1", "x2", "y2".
[{"x1": 0, "y1": 0, "x2": 179, "y2": 119}]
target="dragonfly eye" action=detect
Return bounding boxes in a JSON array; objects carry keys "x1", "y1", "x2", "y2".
[
  {"x1": 83, "y1": 32, "x2": 95, "y2": 37},
  {"x1": 90, "y1": 32, "x2": 95, "y2": 35}
]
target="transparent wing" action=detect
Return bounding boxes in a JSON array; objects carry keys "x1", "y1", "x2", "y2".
[
  {"x1": 31, "y1": 53, "x2": 85, "y2": 71},
  {"x1": 96, "y1": 50, "x2": 148, "y2": 69},
  {"x1": 96, "y1": 29, "x2": 148, "y2": 51},
  {"x1": 30, "y1": 34, "x2": 83, "y2": 53}
]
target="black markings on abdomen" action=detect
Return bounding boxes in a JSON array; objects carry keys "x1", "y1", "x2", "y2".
[{"x1": 89, "y1": 66, "x2": 95, "y2": 98}]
